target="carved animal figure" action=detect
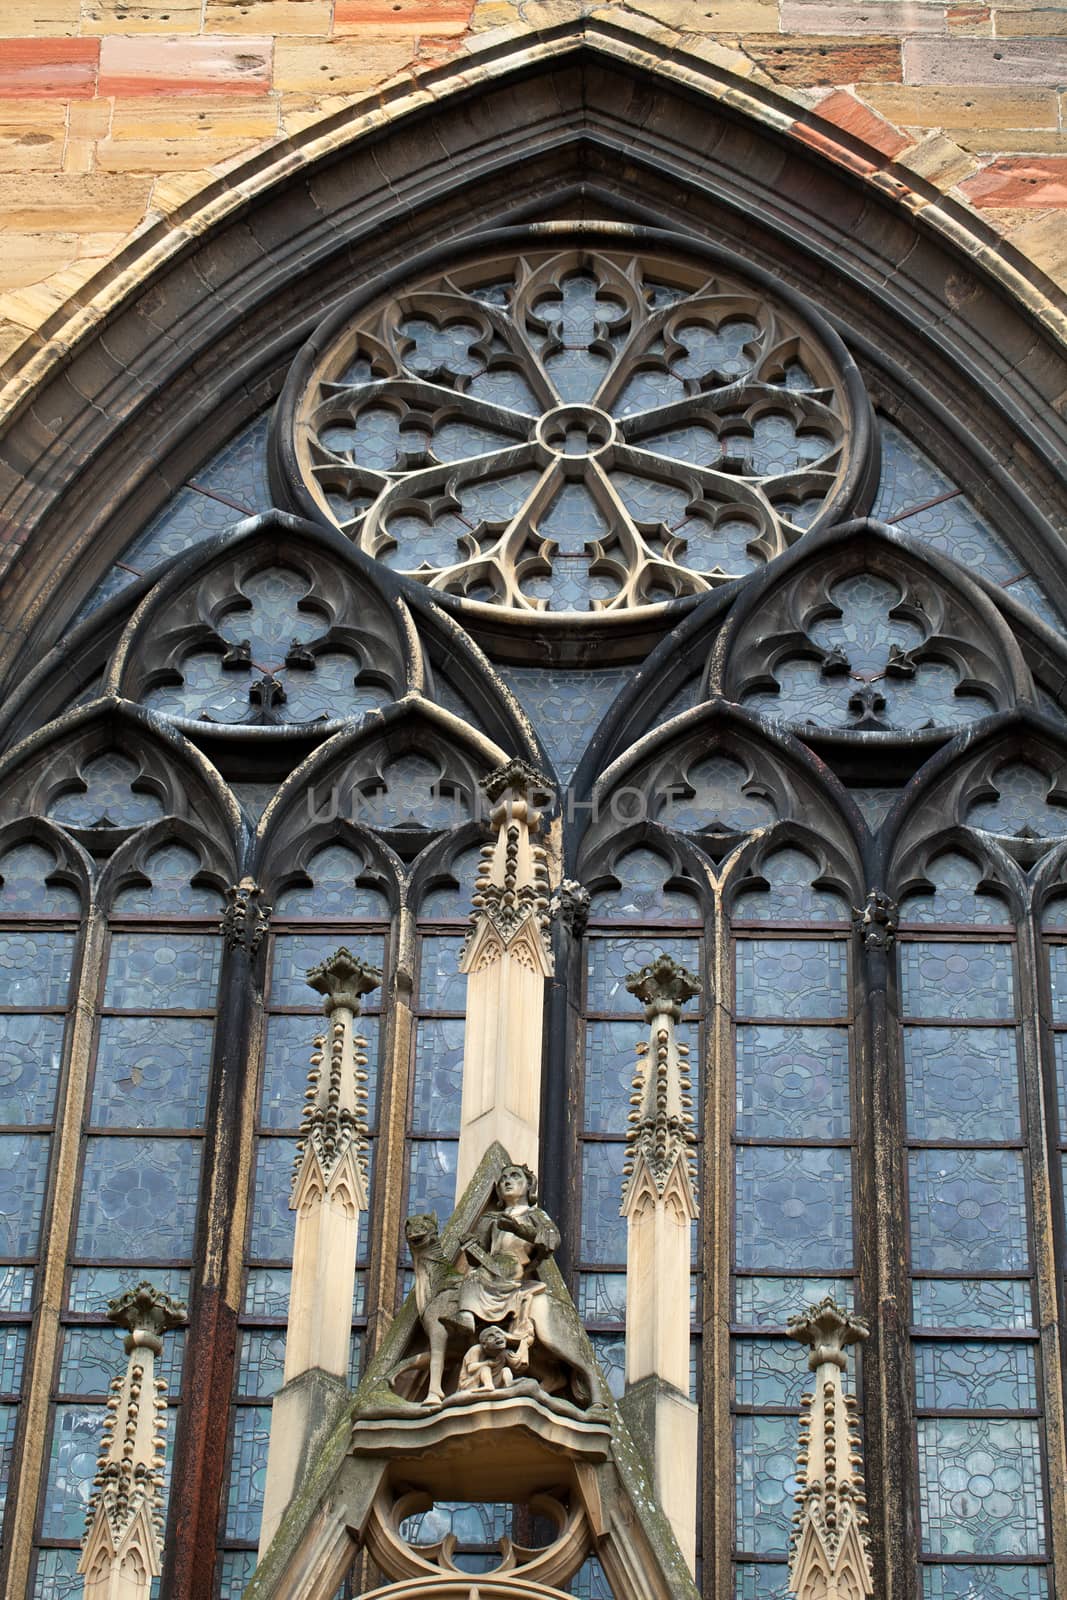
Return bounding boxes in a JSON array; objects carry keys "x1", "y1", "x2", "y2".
[{"x1": 404, "y1": 1212, "x2": 605, "y2": 1408}]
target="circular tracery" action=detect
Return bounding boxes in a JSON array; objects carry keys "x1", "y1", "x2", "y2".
[{"x1": 277, "y1": 235, "x2": 870, "y2": 625}]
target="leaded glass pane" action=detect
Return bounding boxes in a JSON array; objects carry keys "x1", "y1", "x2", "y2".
[
  {"x1": 912, "y1": 1280, "x2": 1033, "y2": 1332},
  {"x1": 1056, "y1": 1034, "x2": 1067, "y2": 1141},
  {"x1": 732, "y1": 849, "x2": 848, "y2": 922},
  {"x1": 0, "y1": 1013, "x2": 65, "y2": 1123},
  {"x1": 499, "y1": 666, "x2": 633, "y2": 784},
  {"x1": 898, "y1": 853, "x2": 1010, "y2": 926},
  {"x1": 735, "y1": 1147, "x2": 852, "y2": 1270},
  {"x1": 0, "y1": 930, "x2": 74, "y2": 1007},
  {"x1": 76, "y1": 1136, "x2": 202, "y2": 1259},
  {"x1": 734, "y1": 1565, "x2": 791, "y2": 1600},
  {"x1": 661, "y1": 754, "x2": 776, "y2": 832},
  {"x1": 1041, "y1": 896, "x2": 1067, "y2": 929},
  {"x1": 103, "y1": 933, "x2": 220, "y2": 1010},
  {"x1": 225, "y1": 1404, "x2": 271, "y2": 1541},
  {"x1": 261, "y1": 1013, "x2": 379, "y2": 1131},
  {"x1": 0, "y1": 1266, "x2": 33, "y2": 1312},
  {"x1": 904, "y1": 1027, "x2": 1020, "y2": 1140},
  {"x1": 31, "y1": 1548, "x2": 82, "y2": 1599},
  {"x1": 585, "y1": 1019, "x2": 698, "y2": 1134},
  {"x1": 59, "y1": 1324, "x2": 184, "y2": 1396},
  {"x1": 588, "y1": 849, "x2": 701, "y2": 922},
  {"x1": 577, "y1": 1272, "x2": 628, "y2": 1324},
  {"x1": 735, "y1": 1025, "x2": 849, "y2": 1139},
  {"x1": 417, "y1": 935, "x2": 467, "y2": 1010},
  {"x1": 250, "y1": 1139, "x2": 299, "y2": 1261},
  {"x1": 849, "y1": 787, "x2": 900, "y2": 830},
  {"x1": 917, "y1": 1416, "x2": 1045, "y2": 1555},
  {"x1": 589, "y1": 1332, "x2": 626, "y2": 1399},
  {"x1": 0, "y1": 1133, "x2": 49, "y2": 1254},
  {"x1": 734, "y1": 939, "x2": 847, "y2": 1020},
  {"x1": 67, "y1": 1266, "x2": 189, "y2": 1313},
  {"x1": 0, "y1": 1326, "x2": 25, "y2": 1393},
  {"x1": 914, "y1": 1340, "x2": 1037, "y2": 1411},
  {"x1": 48, "y1": 753, "x2": 164, "y2": 828},
  {"x1": 967, "y1": 763, "x2": 1067, "y2": 837},
  {"x1": 419, "y1": 847, "x2": 483, "y2": 917},
  {"x1": 572, "y1": 1556, "x2": 615, "y2": 1599},
  {"x1": 111, "y1": 844, "x2": 223, "y2": 913},
  {"x1": 236, "y1": 1328, "x2": 287, "y2": 1398},
  {"x1": 580, "y1": 1143, "x2": 628, "y2": 1264},
  {"x1": 407, "y1": 1140, "x2": 458, "y2": 1222},
  {"x1": 410, "y1": 1018, "x2": 464, "y2": 1134},
  {"x1": 41, "y1": 1401, "x2": 106, "y2": 1537},
  {"x1": 216, "y1": 1552, "x2": 258, "y2": 1600},
  {"x1": 274, "y1": 845, "x2": 390, "y2": 918},
  {"x1": 733, "y1": 1338, "x2": 812, "y2": 1407},
  {"x1": 244, "y1": 1269, "x2": 293, "y2": 1319},
  {"x1": 734, "y1": 1413, "x2": 797, "y2": 1553},
  {"x1": 899, "y1": 942, "x2": 1014, "y2": 1021},
  {"x1": 587, "y1": 936, "x2": 700, "y2": 1011},
  {"x1": 0, "y1": 842, "x2": 79, "y2": 914},
  {"x1": 909, "y1": 1151, "x2": 1029, "y2": 1273},
  {"x1": 1048, "y1": 945, "x2": 1067, "y2": 1022},
  {"x1": 734, "y1": 1277, "x2": 853, "y2": 1326},
  {"x1": 359, "y1": 753, "x2": 470, "y2": 830},
  {"x1": 270, "y1": 933, "x2": 385, "y2": 1007},
  {"x1": 91, "y1": 1016, "x2": 214, "y2": 1129},
  {"x1": 921, "y1": 1567, "x2": 1048, "y2": 1600}
]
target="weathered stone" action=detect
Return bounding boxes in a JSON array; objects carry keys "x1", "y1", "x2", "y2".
[
  {"x1": 81, "y1": 0, "x2": 202, "y2": 33},
  {"x1": 899, "y1": 128, "x2": 979, "y2": 186},
  {"x1": 0, "y1": 100, "x2": 65, "y2": 174},
  {"x1": 0, "y1": 0, "x2": 80, "y2": 35},
  {"x1": 996, "y1": 6, "x2": 1067, "y2": 35},
  {"x1": 745, "y1": 34, "x2": 904, "y2": 85},
  {"x1": 203, "y1": 0, "x2": 334, "y2": 34},
  {"x1": 781, "y1": 1, "x2": 947, "y2": 35},
  {"x1": 335, "y1": 0, "x2": 473, "y2": 34},
  {"x1": 98, "y1": 34, "x2": 274, "y2": 96},
  {"x1": 0, "y1": 173, "x2": 153, "y2": 230},
  {"x1": 811, "y1": 87, "x2": 913, "y2": 155},
  {"x1": 903, "y1": 34, "x2": 1067, "y2": 84},
  {"x1": 960, "y1": 156, "x2": 1067, "y2": 205},
  {"x1": 860, "y1": 81, "x2": 1058, "y2": 126},
  {"x1": 273, "y1": 35, "x2": 413, "y2": 91},
  {"x1": 0, "y1": 38, "x2": 99, "y2": 98}
]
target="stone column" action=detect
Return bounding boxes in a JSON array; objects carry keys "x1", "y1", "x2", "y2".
[
  {"x1": 455, "y1": 760, "x2": 553, "y2": 1196},
  {"x1": 259, "y1": 947, "x2": 381, "y2": 1556},
  {"x1": 619, "y1": 954, "x2": 700, "y2": 1573},
  {"x1": 787, "y1": 1298, "x2": 874, "y2": 1600},
  {"x1": 79, "y1": 1282, "x2": 186, "y2": 1600}
]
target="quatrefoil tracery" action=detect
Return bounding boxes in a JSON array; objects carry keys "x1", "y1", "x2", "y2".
[{"x1": 284, "y1": 246, "x2": 862, "y2": 621}]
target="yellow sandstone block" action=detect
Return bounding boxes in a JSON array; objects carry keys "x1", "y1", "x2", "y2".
[
  {"x1": 995, "y1": 8, "x2": 1067, "y2": 37},
  {"x1": 0, "y1": 0, "x2": 81, "y2": 35},
  {"x1": 204, "y1": 0, "x2": 334, "y2": 36},
  {"x1": 0, "y1": 173, "x2": 153, "y2": 231},
  {"x1": 629, "y1": 0, "x2": 779, "y2": 29},
  {"x1": 0, "y1": 100, "x2": 66, "y2": 173},
  {"x1": 0, "y1": 231, "x2": 77, "y2": 292},
  {"x1": 109, "y1": 96, "x2": 278, "y2": 142},
  {"x1": 80, "y1": 0, "x2": 202, "y2": 33},
  {"x1": 860, "y1": 82, "x2": 1058, "y2": 128},
  {"x1": 273, "y1": 36, "x2": 415, "y2": 93}
]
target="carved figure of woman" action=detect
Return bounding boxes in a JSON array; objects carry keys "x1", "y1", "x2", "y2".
[{"x1": 447, "y1": 1163, "x2": 560, "y2": 1333}]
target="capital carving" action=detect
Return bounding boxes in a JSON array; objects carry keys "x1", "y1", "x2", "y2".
[
  {"x1": 221, "y1": 876, "x2": 271, "y2": 956},
  {"x1": 852, "y1": 888, "x2": 897, "y2": 950},
  {"x1": 307, "y1": 946, "x2": 383, "y2": 1015}
]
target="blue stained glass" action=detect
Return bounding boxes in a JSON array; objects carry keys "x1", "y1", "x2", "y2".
[
  {"x1": 216, "y1": 1553, "x2": 258, "y2": 1600},
  {"x1": 111, "y1": 844, "x2": 223, "y2": 914},
  {"x1": 734, "y1": 1565, "x2": 791, "y2": 1600},
  {"x1": 572, "y1": 1556, "x2": 616, "y2": 1599},
  {"x1": 662, "y1": 754, "x2": 777, "y2": 833},
  {"x1": 0, "y1": 930, "x2": 74, "y2": 1007},
  {"x1": 31, "y1": 1548, "x2": 84, "y2": 1599},
  {"x1": 410, "y1": 1018, "x2": 464, "y2": 1134},
  {"x1": 218, "y1": 568, "x2": 324, "y2": 661},
  {"x1": 417, "y1": 935, "x2": 467, "y2": 1011},
  {"x1": 432, "y1": 417, "x2": 518, "y2": 461},
  {"x1": 1042, "y1": 894, "x2": 1067, "y2": 928},
  {"x1": 59, "y1": 1324, "x2": 184, "y2": 1396},
  {"x1": 733, "y1": 849, "x2": 849, "y2": 923},
  {"x1": 91, "y1": 1016, "x2": 213, "y2": 1129},
  {"x1": 968, "y1": 763, "x2": 1067, "y2": 837},
  {"x1": 49, "y1": 752, "x2": 164, "y2": 828},
  {"x1": 67, "y1": 1266, "x2": 189, "y2": 1314},
  {"x1": 273, "y1": 844, "x2": 389, "y2": 918},
  {"x1": 849, "y1": 787, "x2": 901, "y2": 829},
  {"x1": 0, "y1": 1013, "x2": 65, "y2": 1123},
  {"x1": 498, "y1": 665, "x2": 633, "y2": 784},
  {"x1": 734, "y1": 1413, "x2": 798, "y2": 1554},
  {"x1": 1056, "y1": 1035, "x2": 1067, "y2": 1140},
  {"x1": 104, "y1": 932, "x2": 220, "y2": 1009},
  {"x1": 587, "y1": 935, "x2": 701, "y2": 1012},
  {"x1": 0, "y1": 1266, "x2": 33, "y2": 1312},
  {"x1": 399, "y1": 316, "x2": 484, "y2": 378},
  {"x1": 723, "y1": 410, "x2": 833, "y2": 476},
  {"x1": 735, "y1": 938, "x2": 848, "y2": 1020},
  {"x1": 0, "y1": 842, "x2": 79, "y2": 914},
  {"x1": 143, "y1": 651, "x2": 250, "y2": 722},
  {"x1": 735, "y1": 1146, "x2": 852, "y2": 1271},
  {"x1": 899, "y1": 940, "x2": 1014, "y2": 1020},
  {"x1": 610, "y1": 469, "x2": 693, "y2": 527},
  {"x1": 465, "y1": 363, "x2": 540, "y2": 414},
  {"x1": 904, "y1": 1025, "x2": 1021, "y2": 1141},
  {"x1": 41, "y1": 1401, "x2": 107, "y2": 1537},
  {"x1": 261, "y1": 1013, "x2": 379, "y2": 1132},
  {"x1": 0, "y1": 1134, "x2": 49, "y2": 1254},
  {"x1": 613, "y1": 365, "x2": 689, "y2": 415},
  {"x1": 419, "y1": 847, "x2": 483, "y2": 918},
  {"x1": 0, "y1": 1326, "x2": 25, "y2": 1393},
  {"x1": 76, "y1": 1136, "x2": 201, "y2": 1260},
  {"x1": 638, "y1": 422, "x2": 720, "y2": 467},
  {"x1": 588, "y1": 848, "x2": 701, "y2": 922},
  {"x1": 913, "y1": 1279, "x2": 1033, "y2": 1332},
  {"x1": 874, "y1": 422, "x2": 1021, "y2": 582},
  {"x1": 407, "y1": 1139, "x2": 458, "y2": 1222},
  {"x1": 577, "y1": 1271, "x2": 628, "y2": 1324},
  {"x1": 401, "y1": 1499, "x2": 513, "y2": 1550},
  {"x1": 1006, "y1": 575, "x2": 1063, "y2": 630},
  {"x1": 232, "y1": 780, "x2": 276, "y2": 823},
  {"x1": 225, "y1": 1403, "x2": 272, "y2": 1542},
  {"x1": 736, "y1": 1025, "x2": 850, "y2": 1139},
  {"x1": 538, "y1": 481, "x2": 608, "y2": 542},
  {"x1": 914, "y1": 1340, "x2": 1036, "y2": 1410},
  {"x1": 320, "y1": 404, "x2": 422, "y2": 471},
  {"x1": 237, "y1": 1328, "x2": 288, "y2": 1398},
  {"x1": 580, "y1": 1142, "x2": 628, "y2": 1264},
  {"x1": 899, "y1": 853, "x2": 1010, "y2": 927},
  {"x1": 250, "y1": 1138, "x2": 367, "y2": 1264},
  {"x1": 358, "y1": 753, "x2": 470, "y2": 831},
  {"x1": 674, "y1": 514, "x2": 763, "y2": 575},
  {"x1": 909, "y1": 1150, "x2": 1029, "y2": 1273},
  {"x1": 917, "y1": 1416, "x2": 1045, "y2": 1555},
  {"x1": 269, "y1": 933, "x2": 385, "y2": 1007},
  {"x1": 283, "y1": 654, "x2": 389, "y2": 727},
  {"x1": 584, "y1": 1019, "x2": 698, "y2": 1135},
  {"x1": 589, "y1": 1332, "x2": 626, "y2": 1399},
  {"x1": 734, "y1": 1337, "x2": 813, "y2": 1407},
  {"x1": 1048, "y1": 946, "x2": 1067, "y2": 1022},
  {"x1": 672, "y1": 318, "x2": 758, "y2": 379},
  {"x1": 734, "y1": 1277, "x2": 852, "y2": 1327},
  {"x1": 243, "y1": 1265, "x2": 368, "y2": 1322},
  {"x1": 921, "y1": 1566, "x2": 1048, "y2": 1600},
  {"x1": 521, "y1": 552, "x2": 619, "y2": 611}
]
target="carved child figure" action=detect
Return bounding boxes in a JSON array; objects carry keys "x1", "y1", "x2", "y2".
[{"x1": 455, "y1": 1324, "x2": 522, "y2": 1393}]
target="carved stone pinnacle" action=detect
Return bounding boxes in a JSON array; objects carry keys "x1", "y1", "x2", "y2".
[
  {"x1": 480, "y1": 758, "x2": 553, "y2": 805},
  {"x1": 107, "y1": 1280, "x2": 187, "y2": 1355},
  {"x1": 306, "y1": 947, "x2": 383, "y2": 1014},
  {"x1": 788, "y1": 1295, "x2": 870, "y2": 1371},
  {"x1": 626, "y1": 953, "x2": 701, "y2": 1018}
]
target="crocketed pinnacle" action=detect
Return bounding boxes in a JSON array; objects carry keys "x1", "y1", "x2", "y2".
[{"x1": 621, "y1": 954, "x2": 699, "y2": 1203}]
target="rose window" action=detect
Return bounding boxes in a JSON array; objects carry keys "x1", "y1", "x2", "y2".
[{"x1": 278, "y1": 242, "x2": 869, "y2": 621}]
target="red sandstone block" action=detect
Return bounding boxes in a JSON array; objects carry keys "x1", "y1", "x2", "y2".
[
  {"x1": 335, "y1": 0, "x2": 471, "y2": 32},
  {"x1": 960, "y1": 158, "x2": 1067, "y2": 207},
  {"x1": 0, "y1": 39, "x2": 98, "y2": 99},
  {"x1": 98, "y1": 35, "x2": 272, "y2": 96},
  {"x1": 810, "y1": 88, "x2": 911, "y2": 157}
]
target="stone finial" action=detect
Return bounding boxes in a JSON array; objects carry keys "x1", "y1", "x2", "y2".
[
  {"x1": 294, "y1": 949, "x2": 380, "y2": 1204},
  {"x1": 851, "y1": 888, "x2": 897, "y2": 951},
  {"x1": 460, "y1": 760, "x2": 554, "y2": 969},
  {"x1": 220, "y1": 876, "x2": 272, "y2": 956},
  {"x1": 621, "y1": 955, "x2": 699, "y2": 1207},
  {"x1": 787, "y1": 1298, "x2": 873, "y2": 1600},
  {"x1": 78, "y1": 1282, "x2": 187, "y2": 1599}
]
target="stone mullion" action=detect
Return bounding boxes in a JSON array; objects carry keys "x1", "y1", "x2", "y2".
[
  {"x1": 1020, "y1": 908, "x2": 1067, "y2": 1584},
  {"x1": 164, "y1": 925, "x2": 266, "y2": 1600},
  {"x1": 0, "y1": 903, "x2": 105, "y2": 1600},
  {"x1": 363, "y1": 903, "x2": 415, "y2": 1357},
  {"x1": 702, "y1": 898, "x2": 731, "y2": 1598},
  {"x1": 856, "y1": 924, "x2": 915, "y2": 1600}
]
